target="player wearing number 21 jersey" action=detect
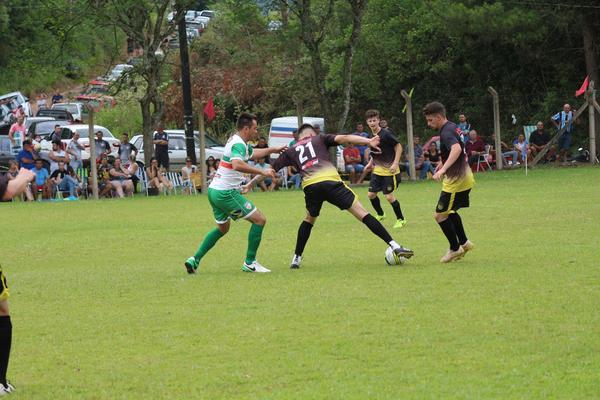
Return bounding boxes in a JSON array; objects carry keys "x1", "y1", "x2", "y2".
[{"x1": 270, "y1": 123, "x2": 414, "y2": 269}]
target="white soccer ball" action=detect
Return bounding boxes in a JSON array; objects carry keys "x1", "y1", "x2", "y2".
[{"x1": 385, "y1": 246, "x2": 405, "y2": 265}]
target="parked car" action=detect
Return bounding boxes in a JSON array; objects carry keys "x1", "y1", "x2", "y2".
[
  {"x1": 28, "y1": 120, "x2": 70, "y2": 137},
  {"x1": 25, "y1": 116, "x2": 55, "y2": 131},
  {"x1": 130, "y1": 131, "x2": 224, "y2": 169},
  {"x1": 76, "y1": 79, "x2": 111, "y2": 102},
  {"x1": 38, "y1": 124, "x2": 120, "y2": 163},
  {"x1": 51, "y1": 103, "x2": 88, "y2": 122},
  {"x1": 0, "y1": 136, "x2": 16, "y2": 169},
  {"x1": 198, "y1": 10, "x2": 214, "y2": 19},
  {"x1": 108, "y1": 64, "x2": 134, "y2": 81},
  {"x1": 0, "y1": 104, "x2": 13, "y2": 124},
  {"x1": 36, "y1": 108, "x2": 74, "y2": 121}
]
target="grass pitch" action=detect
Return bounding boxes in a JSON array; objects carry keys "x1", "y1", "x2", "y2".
[{"x1": 2, "y1": 167, "x2": 599, "y2": 399}]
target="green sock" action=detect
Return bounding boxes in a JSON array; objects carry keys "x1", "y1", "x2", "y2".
[
  {"x1": 194, "y1": 228, "x2": 224, "y2": 262},
  {"x1": 245, "y1": 223, "x2": 264, "y2": 264}
]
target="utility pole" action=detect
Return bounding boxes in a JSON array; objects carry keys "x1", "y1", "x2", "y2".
[
  {"x1": 177, "y1": 1, "x2": 196, "y2": 164},
  {"x1": 401, "y1": 90, "x2": 416, "y2": 181},
  {"x1": 487, "y1": 87, "x2": 503, "y2": 170},
  {"x1": 87, "y1": 104, "x2": 98, "y2": 199}
]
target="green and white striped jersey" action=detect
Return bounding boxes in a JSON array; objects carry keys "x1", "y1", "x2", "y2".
[{"x1": 209, "y1": 134, "x2": 254, "y2": 190}]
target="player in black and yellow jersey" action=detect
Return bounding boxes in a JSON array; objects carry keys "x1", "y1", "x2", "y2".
[
  {"x1": 270, "y1": 124, "x2": 413, "y2": 269},
  {"x1": 423, "y1": 102, "x2": 475, "y2": 263},
  {"x1": 0, "y1": 167, "x2": 36, "y2": 395},
  {"x1": 364, "y1": 109, "x2": 407, "y2": 229}
]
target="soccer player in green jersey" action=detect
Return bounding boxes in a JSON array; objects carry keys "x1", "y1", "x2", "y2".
[{"x1": 184, "y1": 113, "x2": 285, "y2": 273}]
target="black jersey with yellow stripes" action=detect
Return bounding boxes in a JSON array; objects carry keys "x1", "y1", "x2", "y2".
[
  {"x1": 270, "y1": 134, "x2": 341, "y2": 188},
  {"x1": 370, "y1": 128, "x2": 399, "y2": 176}
]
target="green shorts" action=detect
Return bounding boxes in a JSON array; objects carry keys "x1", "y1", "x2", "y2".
[{"x1": 208, "y1": 188, "x2": 257, "y2": 224}]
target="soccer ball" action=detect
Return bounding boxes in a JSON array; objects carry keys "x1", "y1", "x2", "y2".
[{"x1": 385, "y1": 246, "x2": 405, "y2": 265}]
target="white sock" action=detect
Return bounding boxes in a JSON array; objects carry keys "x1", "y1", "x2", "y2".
[{"x1": 389, "y1": 240, "x2": 400, "y2": 250}]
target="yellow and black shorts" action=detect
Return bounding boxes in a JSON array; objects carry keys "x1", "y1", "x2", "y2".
[
  {"x1": 436, "y1": 189, "x2": 471, "y2": 214},
  {"x1": 0, "y1": 267, "x2": 9, "y2": 302},
  {"x1": 368, "y1": 173, "x2": 401, "y2": 195},
  {"x1": 304, "y1": 180, "x2": 357, "y2": 217}
]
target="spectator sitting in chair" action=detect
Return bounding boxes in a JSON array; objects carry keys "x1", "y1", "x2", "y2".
[
  {"x1": 529, "y1": 121, "x2": 556, "y2": 162},
  {"x1": 33, "y1": 159, "x2": 51, "y2": 199},
  {"x1": 146, "y1": 157, "x2": 173, "y2": 194},
  {"x1": 423, "y1": 142, "x2": 441, "y2": 177},
  {"x1": 403, "y1": 136, "x2": 430, "y2": 180},
  {"x1": 353, "y1": 123, "x2": 370, "y2": 165},
  {"x1": 484, "y1": 135, "x2": 519, "y2": 167},
  {"x1": 68, "y1": 165, "x2": 84, "y2": 197},
  {"x1": 126, "y1": 154, "x2": 139, "y2": 190},
  {"x1": 254, "y1": 157, "x2": 280, "y2": 191},
  {"x1": 109, "y1": 158, "x2": 134, "y2": 198},
  {"x1": 206, "y1": 156, "x2": 218, "y2": 183},
  {"x1": 6, "y1": 161, "x2": 34, "y2": 201},
  {"x1": 49, "y1": 140, "x2": 70, "y2": 173},
  {"x1": 50, "y1": 161, "x2": 78, "y2": 198},
  {"x1": 287, "y1": 165, "x2": 301, "y2": 189},
  {"x1": 343, "y1": 143, "x2": 364, "y2": 184},
  {"x1": 17, "y1": 140, "x2": 37, "y2": 170},
  {"x1": 514, "y1": 133, "x2": 531, "y2": 164},
  {"x1": 98, "y1": 154, "x2": 114, "y2": 198},
  {"x1": 181, "y1": 158, "x2": 198, "y2": 195},
  {"x1": 465, "y1": 130, "x2": 486, "y2": 166}
]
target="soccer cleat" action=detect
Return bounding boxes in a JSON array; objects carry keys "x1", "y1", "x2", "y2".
[
  {"x1": 461, "y1": 240, "x2": 474, "y2": 254},
  {"x1": 375, "y1": 213, "x2": 386, "y2": 221},
  {"x1": 290, "y1": 255, "x2": 302, "y2": 269},
  {"x1": 393, "y1": 219, "x2": 407, "y2": 229},
  {"x1": 0, "y1": 382, "x2": 14, "y2": 395},
  {"x1": 242, "y1": 261, "x2": 271, "y2": 273},
  {"x1": 184, "y1": 257, "x2": 198, "y2": 274},
  {"x1": 393, "y1": 246, "x2": 414, "y2": 260},
  {"x1": 440, "y1": 247, "x2": 465, "y2": 263}
]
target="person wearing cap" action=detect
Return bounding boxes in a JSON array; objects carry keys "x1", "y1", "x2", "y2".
[
  {"x1": 48, "y1": 140, "x2": 70, "y2": 173},
  {"x1": 94, "y1": 131, "x2": 111, "y2": 163},
  {"x1": 16, "y1": 140, "x2": 37, "y2": 170}
]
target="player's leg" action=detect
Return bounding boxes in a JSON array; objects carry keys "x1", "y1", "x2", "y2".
[
  {"x1": 0, "y1": 270, "x2": 14, "y2": 394},
  {"x1": 347, "y1": 201, "x2": 413, "y2": 259},
  {"x1": 291, "y1": 212, "x2": 318, "y2": 269},
  {"x1": 290, "y1": 185, "x2": 324, "y2": 269},
  {"x1": 382, "y1": 174, "x2": 405, "y2": 228},
  {"x1": 434, "y1": 191, "x2": 464, "y2": 262},
  {"x1": 184, "y1": 189, "x2": 232, "y2": 274},
  {"x1": 242, "y1": 209, "x2": 270, "y2": 273},
  {"x1": 368, "y1": 174, "x2": 386, "y2": 220}
]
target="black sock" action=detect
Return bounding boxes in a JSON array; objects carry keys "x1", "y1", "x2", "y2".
[
  {"x1": 438, "y1": 219, "x2": 460, "y2": 251},
  {"x1": 390, "y1": 200, "x2": 404, "y2": 220},
  {"x1": 294, "y1": 220, "x2": 314, "y2": 256},
  {"x1": 448, "y1": 213, "x2": 468, "y2": 245},
  {"x1": 0, "y1": 316, "x2": 12, "y2": 386},
  {"x1": 362, "y1": 214, "x2": 393, "y2": 244},
  {"x1": 370, "y1": 197, "x2": 384, "y2": 216}
]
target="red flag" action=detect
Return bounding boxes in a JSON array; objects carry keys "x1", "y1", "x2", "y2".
[
  {"x1": 204, "y1": 98, "x2": 215, "y2": 122},
  {"x1": 575, "y1": 75, "x2": 589, "y2": 97}
]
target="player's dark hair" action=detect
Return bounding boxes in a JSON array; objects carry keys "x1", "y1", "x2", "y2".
[
  {"x1": 365, "y1": 109, "x2": 380, "y2": 119},
  {"x1": 297, "y1": 123, "x2": 316, "y2": 137},
  {"x1": 236, "y1": 113, "x2": 257, "y2": 130},
  {"x1": 422, "y1": 102, "x2": 446, "y2": 117}
]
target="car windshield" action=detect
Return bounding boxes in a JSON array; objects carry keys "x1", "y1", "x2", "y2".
[
  {"x1": 194, "y1": 135, "x2": 222, "y2": 147},
  {"x1": 35, "y1": 121, "x2": 67, "y2": 134},
  {"x1": 54, "y1": 104, "x2": 79, "y2": 114}
]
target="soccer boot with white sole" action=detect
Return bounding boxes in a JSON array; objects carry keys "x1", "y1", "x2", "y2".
[
  {"x1": 290, "y1": 255, "x2": 302, "y2": 269},
  {"x1": 440, "y1": 247, "x2": 465, "y2": 263},
  {"x1": 0, "y1": 382, "x2": 14, "y2": 396},
  {"x1": 393, "y1": 246, "x2": 414, "y2": 260},
  {"x1": 456, "y1": 240, "x2": 474, "y2": 260},
  {"x1": 184, "y1": 257, "x2": 198, "y2": 274},
  {"x1": 242, "y1": 261, "x2": 271, "y2": 273}
]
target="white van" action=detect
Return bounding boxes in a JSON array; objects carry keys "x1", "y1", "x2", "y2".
[{"x1": 267, "y1": 116, "x2": 344, "y2": 171}]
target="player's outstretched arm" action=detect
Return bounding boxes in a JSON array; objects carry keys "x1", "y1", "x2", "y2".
[
  {"x1": 334, "y1": 134, "x2": 380, "y2": 150},
  {"x1": 2, "y1": 168, "x2": 35, "y2": 201},
  {"x1": 231, "y1": 159, "x2": 276, "y2": 178},
  {"x1": 252, "y1": 145, "x2": 287, "y2": 160}
]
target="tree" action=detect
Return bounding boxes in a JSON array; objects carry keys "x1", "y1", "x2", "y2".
[{"x1": 90, "y1": 0, "x2": 195, "y2": 164}]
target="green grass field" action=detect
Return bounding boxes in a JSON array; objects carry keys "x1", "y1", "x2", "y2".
[{"x1": 2, "y1": 167, "x2": 599, "y2": 399}]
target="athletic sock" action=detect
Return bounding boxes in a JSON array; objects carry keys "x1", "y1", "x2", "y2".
[
  {"x1": 0, "y1": 316, "x2": 12, "y2": 386},
  {"x1": 294, "y1": 220, "x2": 314, "y2": 256},
  {"x1": 194, "y1": 228, "x2": 224, "y2": 263},
  {"x1": 448, "y1": 213, "x2": 468, "y2": 245},
  {"x1": 438, "y1": 218, "x2": 460, "y2": 251},
  {"x1": 362, "y1": 214, "x2": 393, "y2": 244},
  {"x1": 370, "y1": 197, "x2": 384, "y2": 216},
  {"x1": 245, "y1": 223, "x2": 264, "y2": 264},
  {"x1": 390, "y1": 200, "x2": 404, "y2": 220}
]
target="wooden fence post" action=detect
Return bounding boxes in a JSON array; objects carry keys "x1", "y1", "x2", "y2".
[
  {"x1": 401, "y1": 90, "x2": 416, "y2": 180},
  {"x1": 487, "y1": 87, "x2": 503, "y2": 170},
  {"x1": 588, "y1": 81, "x2": 597, "y2": 164}
]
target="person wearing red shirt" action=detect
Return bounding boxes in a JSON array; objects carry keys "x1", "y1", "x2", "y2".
[
  {"x1": 343, "y1": 143, "x2": 364, "y2": 184},
  {"x1": 465, "y1": 130, "x2": 486, "y2": 166}
]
